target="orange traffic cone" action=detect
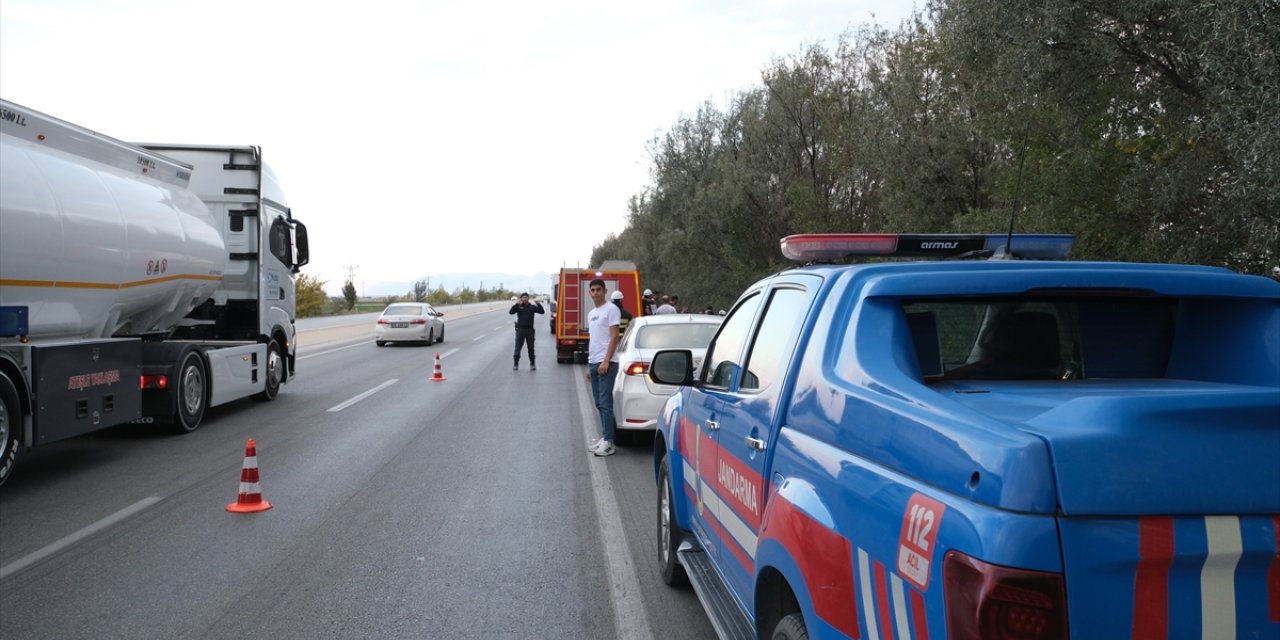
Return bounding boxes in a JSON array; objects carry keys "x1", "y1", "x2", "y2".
[
  {"x1": 226, "y1": 438, "x2": 273, "y2": 513},
  {"x1": 429, "y1": 352, "x2": 446, "y2": 382}
]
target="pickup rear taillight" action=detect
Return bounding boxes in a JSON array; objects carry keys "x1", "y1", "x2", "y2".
[
  {"x1": 944, "y1": 551, "x2": 1068, "y2": 640},
  {"x1": 624, "y1": 361, "x2": 649, "y2": 376}
]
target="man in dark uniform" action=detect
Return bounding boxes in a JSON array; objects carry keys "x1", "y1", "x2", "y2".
[
  {"x1": 509, "y1": 293, "x2": 545, "y2": 370},
  {"x1": 611, "y1": 290, "x2": 633, "y2": 337}
]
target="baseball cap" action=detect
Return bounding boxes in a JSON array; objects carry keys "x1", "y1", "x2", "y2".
[{"x1": 610, "y1": 290, "x2": 624, "y2": 301}]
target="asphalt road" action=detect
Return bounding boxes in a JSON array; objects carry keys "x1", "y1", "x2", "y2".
[{"x1": 0, "y1": 308, "x2": 714, "y2": 639}]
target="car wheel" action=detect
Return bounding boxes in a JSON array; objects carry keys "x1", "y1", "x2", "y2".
[
  {"x1": 252, "y1": 340, "x2": 283, "y2": 401},
  {"x1": 0, "y1": 374, "x2": 22, "y2": 487},
  {"x1": 376, "y1": 340, "x2": 387, "y2": 347},
  {"x1": 172, "y1": 351, "x2": 207, "y2": 433},
  {"x1": 770, "y1": 613, "x2": 808, "y2": 640},
  {"x1": 658, "y1": 455, "x2": 689, "y2": 586},
  {"x1": 426, "y1": 330, "x2": 434, "y2": 345},
  {"x1": 436, "y1": 327, "x2": 444, "y2": 343}
]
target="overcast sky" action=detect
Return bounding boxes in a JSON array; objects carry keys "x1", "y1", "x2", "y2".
[{"x1": 1, "y1": 0, "x2": 913, "y2": 295}]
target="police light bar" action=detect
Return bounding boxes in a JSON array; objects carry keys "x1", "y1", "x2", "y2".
[{"x1": 780, "y1": 233, "x2": 1074, "y2": 262}]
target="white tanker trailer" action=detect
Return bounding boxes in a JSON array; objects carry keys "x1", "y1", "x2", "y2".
[{"x1": 0, "y1": 99, "x2": 310, "y2": 485}]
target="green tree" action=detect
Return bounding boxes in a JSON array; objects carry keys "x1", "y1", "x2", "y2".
[
  {"x1": 295, "y1": 273, "x2": 328, "y2": 317},
  {"x1": 342, "y1": 280, "x2": 358, "y2": 311},
  {"x1": 412, "y1": 279, "x2": 429, "y2": 302}
]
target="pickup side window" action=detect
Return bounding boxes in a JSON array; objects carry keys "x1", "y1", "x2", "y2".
[
  {"x1": 740, "y1": 287, "x2": 808, "y2": 392},
  {"x1": 704, "y1": 292, "x2": 762, "y2": 389}
]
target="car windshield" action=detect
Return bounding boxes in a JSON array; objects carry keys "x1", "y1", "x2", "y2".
[
  {"x1": 383, "y1": 305, "x2": 424, "y2": 316},
  {"x1": 635, "y1": 323, "x2": 720, "y2": 349}
]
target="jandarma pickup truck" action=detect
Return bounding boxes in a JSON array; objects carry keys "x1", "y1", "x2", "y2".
[{"x1": 648, "y1": 233, "x2": 1280, "y2": 640}]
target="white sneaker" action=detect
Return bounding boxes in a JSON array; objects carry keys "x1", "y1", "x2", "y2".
[
  {"x1": 593, "y1": 440, "x2": 615, "y2": 457},
  {"x1": 587, "y1": 437, "x2": 602, "y2": 451}
]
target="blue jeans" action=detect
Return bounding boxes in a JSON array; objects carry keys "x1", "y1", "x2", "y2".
[{"x1": 588, "y1": 361, "x2": 619, "y2": 442}]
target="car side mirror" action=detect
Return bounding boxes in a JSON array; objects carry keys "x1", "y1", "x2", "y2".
[{"x1": 649, "y1": 349, "x2": 695, "y2": 386}]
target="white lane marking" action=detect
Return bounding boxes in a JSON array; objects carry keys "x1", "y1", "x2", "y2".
[
  {"x1": 576, "y1": 370, "x2": 653, "y2": 640},
  {"x1": 1201, "y1": 515, "x2": 1242, "y2": 639},
  {"x1": 890, "y1": 572, "x2": 911, "y2": 640},
  {"x1": 493, "y1": 326, "x2": 504, "y2": 332},
  {"x1": 298, "y1": 340, "x2": 371, "y2": 360},
  {"x1": 327, "y1": 379, "x2": 398, "y2": 412},
  {"x1": 858, "y1": 547, "x2": 881, "y2": 640},
  {"x1": 472, "y1": 335, "x2": 485, "y2": 342},
  {"x1": 0, "y1": 496, "x2": 162, "y2": 579},
  {"x1": 436, "y1": 348, "x2": 460, "y2": 360}
]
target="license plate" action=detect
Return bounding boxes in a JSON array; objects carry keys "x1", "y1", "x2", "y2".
[{"x1": 391, "y1": 322, "x2": 408, "y2": 328}]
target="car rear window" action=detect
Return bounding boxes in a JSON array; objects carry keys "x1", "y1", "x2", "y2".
[
  {"x1": 636, "y1": 323, "x2": 720, "y2": 349},
  {"x1": 904, "y1": 296, "x2": 1180, "y2": 381},
  {"x1": 383, "y1": 305, "x2": 424, "y2": 316}
]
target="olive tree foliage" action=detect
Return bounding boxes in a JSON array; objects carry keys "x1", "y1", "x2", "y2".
[
  {"x1": 341, "y1": 280, "x2": 358, "y2": 311},
  {"x1": 593, "y1": 1, "x2": 1277, "y2": 307},
  {"x1": 295, "y1": 273, "x2": 329, "y2": 318},
  {"x1": 930, "y1": 0, "x2": 1278, "y2": 271}
]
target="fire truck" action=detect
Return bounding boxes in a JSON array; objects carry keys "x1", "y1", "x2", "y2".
[{"x1": 553, "y1": 261, "x2": 642, "y2": 364}]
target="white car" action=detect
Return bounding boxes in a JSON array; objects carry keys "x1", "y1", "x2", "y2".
[
  {"x1": 612, "y1": 313, "x2": 722, "y2": 443},
  {"x1": 375, "y1": 302, "x2": 445, "y2": 346}
]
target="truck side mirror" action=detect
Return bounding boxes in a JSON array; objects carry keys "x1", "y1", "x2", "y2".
[
  {"x1": 649, "y1": 349, "x2": 695, "y2": 386},
  {"x1": 292, "y1": 221, "x2": 310, "y2": 270}
]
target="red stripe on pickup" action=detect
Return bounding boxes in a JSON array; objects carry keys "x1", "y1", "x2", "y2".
[
  {"x1": 911, "y1": 588, "x2": 930, "y2": 640},
  {"x1": 1133, "y1": 516, "x2": 1174, "y2": 640},
  {"x1": 875, "y1": 561, "x2": 895, "y2": 640},
  {"x1": 761, "y1": 494, "x2": 860, "y2": 638},
  {"x1": 1270, "y1": 515, "x2": 1280, "y2": 622}
]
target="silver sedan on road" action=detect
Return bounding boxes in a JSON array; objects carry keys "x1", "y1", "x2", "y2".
[
  {"x1": 374, "y1": 302, "x2": 446, "y2": 346},
  {"x1": 611, "y1": 313, "x2": 722, "y2": 444}
]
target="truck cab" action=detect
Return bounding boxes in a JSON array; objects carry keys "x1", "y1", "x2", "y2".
[{"x1": 650, "y1": 233, "x2": 1280, "y2": 639}]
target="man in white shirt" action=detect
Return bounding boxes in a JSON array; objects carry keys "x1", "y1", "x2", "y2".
[
  {"x1": 654, "y1": 295, "x2": 677, "y2": 315},
  {"x1": 585, "y1": 279, "x2": 621, "y2": 456}
]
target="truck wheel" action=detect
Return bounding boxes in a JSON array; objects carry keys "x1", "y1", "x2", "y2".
[
  {"x1": 0, "y1": 374, "x2": 21, "y2": 487},
  {"x1": 658, "y1": 455, "x2": 689, "y2": 586},
  {"x1": 253, "y1": 340, "x2": 283, "y2": 401},
  {"x1": 770, "y1": 613, "x2": 808, "y2": 640},
  {"x1": 172, "y1": 351, "x2": 207, "y2": 433}
]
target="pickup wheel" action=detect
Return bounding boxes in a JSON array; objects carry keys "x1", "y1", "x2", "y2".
[
  {"x1": 172, "y1": 351, "x2": 207, "y2": 433},
  {"x1": 657, "y1": 455, "x2": 689, "y2": 586},
  {"x1": 253, "y1": 340, "x2": 283, "y2": 401},
  {"x1": 0, "y1": 374, "x2": 21, "y2": 487},
  {"x1": 376, "y1": 340, "x2": 387, "y2": 347},
  {"x1": 770, "y1": 613, "x2": 808, "y2": 640}
]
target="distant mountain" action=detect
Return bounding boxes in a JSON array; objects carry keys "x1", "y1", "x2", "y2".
[{"x1": 360, "y1": 272, "x2": 556, "y2": 297}]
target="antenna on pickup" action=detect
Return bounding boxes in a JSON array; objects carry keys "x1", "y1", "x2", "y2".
[{"x1": 996, "y1": 119, "x2": 1033, "y2": 260}]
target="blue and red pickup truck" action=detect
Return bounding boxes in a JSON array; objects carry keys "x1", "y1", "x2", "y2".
[{"x1": 649, "y1": 233, "x2": 1280, "y2": 640}]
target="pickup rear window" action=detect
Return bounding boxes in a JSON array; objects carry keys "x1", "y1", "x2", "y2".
[{"x1": 904, "y1": 297, "x2": 1182, "y2": 381}]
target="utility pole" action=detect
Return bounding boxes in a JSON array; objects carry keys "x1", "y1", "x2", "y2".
[{"x1": 343, "y1": 264, "x2": 359, "y2": 298}]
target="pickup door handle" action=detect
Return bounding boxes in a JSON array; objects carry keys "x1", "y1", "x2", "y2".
[
  {"x1": 704, "y1": 419, "x2": 720, "y2": 431},
  {"x1": 745, "y1": 436, "x2": 766, "y2": 451}
]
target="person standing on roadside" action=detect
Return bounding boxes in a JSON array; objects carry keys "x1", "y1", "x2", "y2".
[
  {"x1": 611, "y1": 290, "x2": 633, "y2": 337},
  {"x1": 509, "y1": 292, "x2": 544, "y2": 370},
  {"x1": 585, "y1": 280, "x2": 621, "y2": 456},
  {"x1": 642, "y1": 289, "x2": 656, "y2": 316},
  {"x1": 654, "y1": 295, "x2": 677, "y2": 315}
]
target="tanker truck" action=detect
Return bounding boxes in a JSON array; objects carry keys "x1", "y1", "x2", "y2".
[{"x1": 0, "y1": 99, "x2": 310, "y2": 485}]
